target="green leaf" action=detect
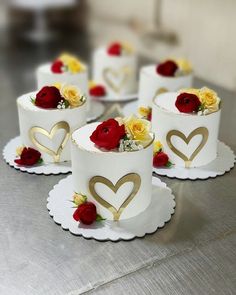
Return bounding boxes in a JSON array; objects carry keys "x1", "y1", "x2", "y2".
[
  {"x1": 166, "y1": 161, "x2": 173, "y2": 168},
  {"x1": 64, "y1": 99, "x2": 70, "y2": 108},
  {"x1": 37, "y1": 158, "x2": 43, "y2": 164},
  {"x1": 30, "y1": 97, "x2": 36, "y2": 105},
  {"x1": 96, "y1": 214, "x2": 106, "y2": 221}
]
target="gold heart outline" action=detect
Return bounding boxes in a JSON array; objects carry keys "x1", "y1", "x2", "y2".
[
  {"x1": 166, "y1": 127, "x2": 209, "y2": 168},
  {"x1": 29, "y1": 121, "x2": 70, "y2": 163},
  {"x1": 89, "y1": 173, "x2": 141, "y2": 221},
  {"x1": 103, "y1": 66, "x2": 131, "y2": 94}
]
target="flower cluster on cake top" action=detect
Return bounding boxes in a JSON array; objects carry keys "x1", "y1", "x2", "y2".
[
  {"x1": 89, "y1": 80, "x2": 107, "y2": 97},
  {"x1": 51, "y1": 53, "x2": 86, "y2": 74},
  {"x1": 31, "y1": 84, "x2": 86, "y2": 109},
  {"x1": 156, "y1": 58, "x2": 192, "y2": 77},
  {"x1": 175, "y1": 87, "x2": 221, "y2": 115},
  {"x1": 107, "y1": 41, "x2": 134, "y2": 56},
  {"x1": 90, "y1": 116, "x2": 152, "y2": 152}
]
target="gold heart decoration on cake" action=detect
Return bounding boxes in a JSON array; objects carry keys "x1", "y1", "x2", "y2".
[
  {"x1": 29, "y1": 121, "x2": 70, "y2": 163},
  {"x1": 89, "y1": 173, "x2": 141, "y2": 221},
  {"x1": 103, "y1": 66, "x2": 131, "y2": 93},
  {"x1": 166, "y1": 127, "x2": 209, "y2": 168}
]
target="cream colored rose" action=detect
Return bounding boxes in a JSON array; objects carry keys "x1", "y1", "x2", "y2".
[
  {"x1": 199, "y1": 87, "x2": 220, "y2": 112},
  {"x1": 60, "y1": 85, "x2": 85, "y2": 108},
  {"x1": 124, "y1": 115, "x2": 151, "y2": 143},
  {"x1": 153, "y1": 141, "x2": 162, "y2": 154},
  {"x1": 180, "y1": 88, "x2": 200, "y2": 97},
  {"x1": 175, "y1": 58, "x2": 192, "y2": 74},
  {"x1": 16, "y1": 146, "x2": 24, "y2": 156},
  {"x1": 138, "y1": 107, "x2": 150, "y2": 118},
  {"x1": 58, "y1": 53, "x2": 85, "y2": 73},
  {"x1": 73, "y1": 193, "x2": 87, "y2": 206}
]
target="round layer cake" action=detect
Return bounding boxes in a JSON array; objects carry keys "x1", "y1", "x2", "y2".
[
  {"x1": 71, "y1": 122, "x2": 154, "y2": 220},
  {"x1": 17, "y1": 91, "x2": 87, "y2": 163},
  {"x1": 152, "y1": 91, "x2": 221, "y2": 168},
  {"x1": 138, "y1": 64, "x2": 193, "y2": 109},
  {"x1": 92, "y1": 46, "x2": 137, "y2": 97}
]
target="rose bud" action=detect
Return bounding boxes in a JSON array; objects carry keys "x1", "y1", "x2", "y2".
[
  {"x1": 153, "y1": 152, "x2": 169, "y2": 167},
  {"x1": 73, "y1": 202, "x2": 97, "y2": 225}
]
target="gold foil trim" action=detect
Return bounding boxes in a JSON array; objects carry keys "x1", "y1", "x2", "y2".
[
  {"x1": 29, "y1": 121, "x2": 70, "y2": 163},
  {"x1": 89, "y1": 173, "x2": 141, "y2": 221},
  {"x1": 103, "y1": 66, "x2": 131, "y2": 93},
  {"x1": 166, "y1": 127, "x2": 209, "y2": 168}
]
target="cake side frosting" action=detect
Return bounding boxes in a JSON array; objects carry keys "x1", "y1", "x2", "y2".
[
  {"x1": 92, "y1": 47, "x2": 137, "y2": 96},
  {"x1": 138, "y1": 65, "x2": 193, "y2": 109},
  {"x1": 152, "y1": 92, "x2": 221, "y2": 168},
  {"x1": 71, "y1": 122, "x2": 154, "y2": 220},
  {"x1": 17, "y1": 92, "x2": 87, "y2": 163}
]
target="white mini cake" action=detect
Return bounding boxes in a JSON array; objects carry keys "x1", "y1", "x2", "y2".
[
  {"x1": 92, "y1": 43, "x2": 137, "y2": 97},
  {"x1": 152, "y1": 89, "x2": 221, "y2": 168},
  {"x1": 138, "y1": 59, "x2": 193, "y2": 111},
  {"x1": 71, "y1": 119, "x2": 154, "y2": 221},
  {"x1": 37, "y1": 64, "x2": 88, "y2": 94},
  {"x1": 17, "y1": 89, "x2": 87, "y2": 163},
  {"x1": 36, "y1": 54, "x2": 89, "y2": 107}
]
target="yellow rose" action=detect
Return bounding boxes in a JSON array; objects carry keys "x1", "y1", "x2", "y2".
[
  {"x1": 138, "y1": 107, "x2": 150, "y2": 118},
  {"x1": 59, "y1": 53, "x2": 73, "y2": 64},
  {"x1": 153, "y1": 141, "x2": 162, "y2": 154},
  {"x1": 60, "y1": 85, "x2": 85, "y2": 108},
  {"x1": 73, "y1": 193, "x2": 87, "y2": 206},
  {"x1": 89, "y1": 80, "x2": 96, "y2": 89},
  {"x1": 67, "y1": 58, "x2": 85, "y2": 74},
  {"x1": 53, "y1": 82, "x2": 62, "y2": 90},
  {"x1": 16, "y1": 146, "x2": 24, "y2": 156},
  {"x1": 175, "y1": 58, "x2": 192, "y2": 74},
  {"x1": 180, "y1": 88, "x2": 200, "y2": 96},
  {"x1": 199, "y1": 87, "x2": 220, "y2": 111},
  {"x1": 58, "y1": 53, "x2": 85, "y2": 73},
  {"x1": 124, "y1": 115, "x2": 151, "y2": 142},
  {"x1": 122, "y1": 42, "x2": 134, "y2": 54}
]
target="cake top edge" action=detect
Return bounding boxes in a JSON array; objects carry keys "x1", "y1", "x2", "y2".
[
  {"x1": 142, "y1": 64, "x2": 193, "y2": 79},
  {"x1": 154, "y1": 88, "x2": 221, "y2": 116},
  {"x1": 17, "y1": 85, "x2": 87, "y2": 111},
  {"x1": 72, "y1": 118, "x2": 154, "y2": 154}
]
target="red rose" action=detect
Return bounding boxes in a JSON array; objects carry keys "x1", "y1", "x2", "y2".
[
  {"x1": 90, "y1": 119, "x2": 126, "y2": 150},
  {"x1": 14, "y1": 147, "x2": 42, "y2": 166},
  {"x1": 51, "y1": 60, "x2": 64, "y2": 73},
  {"x1": 107, "y1": 42, "x2": 122, "y2": 56},
  {"x1": 153, "y1": 152, "x2": 169, "y2": 167},
  {"x1": 73, "y1": 202, "x2": 97, "y2": 225},
  {"x1": 35, "y1": 86, "x2": 62, "y2": 109},
  {"x1": 147, "y1": 110, "x2": 152, "y2": 121},
  {"x1": 175, "y1": 92, "x2": 201, "y2": 113},
  {"x1": 156, "y1": 60, "x2": 178, "y2": 77},
  {"x1": 89, "y1": 85, "x2": 106, "y2": 97}
]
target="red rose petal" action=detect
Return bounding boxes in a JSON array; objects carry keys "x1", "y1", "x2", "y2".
[
  {"x1": 107, "y1": 43, "x2": 122, "y2": 56},
  {"x1": 51, "y1": 60, "x2": 64, "y2": 73},
  {"x1": 153, "y1": 152, "x2": 169, "y2": 167},
  {"x1": 156, "y1": 60, "x2": 178, "y2": 77},
  {"x1": 175, "y1": 92, "x2": 201, "y2": 113}
]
